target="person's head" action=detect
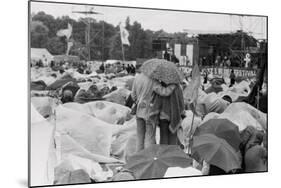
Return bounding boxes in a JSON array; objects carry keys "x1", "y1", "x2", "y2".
[
  {"x1": 111, "y1": 168, "x2": 135, "y2": 181},
  {"x1": 62, "y1": 89, "x2": 73, "y2": 103},
  {"x1": 240, "y1": 126, "x2": 256, "y2": 147},
  {"x1": 59, "y1": 69, "x2": 65, "y2": 74},
  {"x1": 244, "y1": 145, "x2": 267, "y2": 173},
  {"x1": 231, "y1": 69, "x2": 234, "y2": 73}
]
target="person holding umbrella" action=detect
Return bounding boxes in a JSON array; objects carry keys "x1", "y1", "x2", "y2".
[
  {"x1": 136, "y1": 59, "x2": 185, "y2": 146},
  {"x1": 148, "y1": 81, "x2": 184, "y2": 145},
  {"x1": 131, "y1": 68, "x2": 178, "y2": 151}
]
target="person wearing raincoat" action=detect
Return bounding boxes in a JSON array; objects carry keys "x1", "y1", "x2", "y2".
[
  {"x1": 148, "y1": 81, "x2": 185, "y2": 145},
  {"x1": 131, "y1": 73, "x2": 177, "y2": 151}
]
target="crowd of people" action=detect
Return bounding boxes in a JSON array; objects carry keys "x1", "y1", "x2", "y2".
[
  {"x1": 126, "y1": 58, "x2": 267, "y2": 175},
  {"x1": 30, "y1": 57, "x2": 267, "y2": 185},
  {"x1": 98, "y1": 62, "x2": 136, "y2": 75}
]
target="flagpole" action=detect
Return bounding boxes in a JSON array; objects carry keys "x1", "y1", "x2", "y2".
[
  {"x1": 119, "y1": 23, "x2": 126, "y2": 63},
  {"x1": 121, "y1": 42, "x2": 125, "y2": 63}
]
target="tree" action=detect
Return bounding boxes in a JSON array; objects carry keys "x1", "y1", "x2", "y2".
[
  {"x1": 32, "y1": 11, "x2": 57, "y2": 37},
  {"x1": 45, "y1": 37, "x2": 66, "y2": 55},
  {"x1": 109, "y1": 32, "x2": 123, "y2": 59},
  {"x1": 30, "y1": 21, "x2": 49, "y2": 48}
]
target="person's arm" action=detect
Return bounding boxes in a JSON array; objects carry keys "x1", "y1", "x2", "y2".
[
  {"x1": 131, "y1": 78, "x2": 138, "y2": 102},
  {"x1": 153, "y1": 82, "x2": 176, "y2": 97}
]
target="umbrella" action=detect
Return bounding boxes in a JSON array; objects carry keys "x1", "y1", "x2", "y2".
[
  {"x1": 140, "y1": 59, "x2": 162, "y2": 76},
  {"x1": 125, "y1": 144, "x2": 193, "y2": 179},
  {"x1": 140, "y1": 59, "x2": 184, "y2": 84},
  {"x1": 194, "y1": 119, "x2": 241, "y2": 151},
  {"x1": 191, "y1": 134, "x2": 241, "y2": 173}
]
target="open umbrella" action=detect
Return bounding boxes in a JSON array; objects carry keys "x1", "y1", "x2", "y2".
[
  {"x1": 194, "y1": 119, "x2": 241, "y2": 151},
  {"x1": 140, "y1": 59, "x2": 184, "y2": 84},
  {"x1": 191, "y1": 134, "x2": 241, "y2": 173},
  {"x1": 125, "y1": 144, "x2": 192, "y2": 179}
]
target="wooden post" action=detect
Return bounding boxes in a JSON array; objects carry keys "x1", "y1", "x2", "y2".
[{"x1": 188, "y1": 103, "x2": 197, "y2": 154}]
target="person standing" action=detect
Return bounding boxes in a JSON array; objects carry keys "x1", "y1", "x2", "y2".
[
  {"x1": 130, "y1": 64, "x2": 136, "y2": 74},
  {"x1": 99, "y1": 63, "x2": 105, "y2": 73},
  {"x1": 131, "y1": 73, "x2": 157, "y2": 151},
  {"x1": 131, "y1": 73, "x2": 177, "y2": 151},
  {"x1": 148, "y1": 82, "x2": 185, "y2": 145},
  {"x1": 229, "y1": 69, "x2": 236, "y2": 87}
]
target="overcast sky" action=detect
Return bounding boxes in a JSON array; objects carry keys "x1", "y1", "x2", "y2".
[{"x1": 30, "y1": 1, "x2": 267, "y2": 39}]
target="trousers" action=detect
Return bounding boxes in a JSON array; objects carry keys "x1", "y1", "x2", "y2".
[
  {"x1": 136, "y1": 117, "x2": 156, "y2": 151},
  {"x1": 159, "y1": 119, "x2": 178, "y2": 145}
]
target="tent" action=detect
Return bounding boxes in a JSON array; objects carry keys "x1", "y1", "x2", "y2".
[
  {"x1": 104, "y1": 60, "x2": 121, "y2": 65},
  {"x1": 31, "y1": 48, "x2": 54, "y2": 66},
  {"x1": 53, "y1": 55, "x2": 80, "y2": 63}
]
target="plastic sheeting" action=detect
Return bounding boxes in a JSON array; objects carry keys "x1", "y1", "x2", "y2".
[
  {"x1": 30, "y1": 106, "x2": 55, "y2": 187},
  {"x1": 177, "y1": 111, "x2": 202, "y2": 148},
  {"x1": 224, "y1": 102, "x2": 267, "y2": 131},
  {"x1": 201, "y1": 102, "x2": 266, "y2": 131},
  {"x1": 54, "y1": 154, "x2": 113, "y2": 183},
  {"x1": 54, "y1": 105, "x2": 123, "y2": 163},
  {"x1": 195, "y1": 91, "x2": 229, "y2": 115},
  {"x1": 103, "y1": 88, "x2": 131, "y2": 106},
  {"x1": 110, "y1": 118, "x2": 137, "y2": 160},
  {"x1": 63, "y1": 101, "x2": 131, "y2": 124},
  {"x1": 31, "y1": 96, "x2": 56, "y2": 117}
]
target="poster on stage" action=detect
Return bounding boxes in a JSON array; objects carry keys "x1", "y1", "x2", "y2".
[{"x1": 28, "y1": 1, "x2": 268, "y2": 187}]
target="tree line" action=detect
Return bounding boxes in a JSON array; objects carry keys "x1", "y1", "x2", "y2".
[{"x1": 30, "y1": 11, "x2": 174, "y2": 61}]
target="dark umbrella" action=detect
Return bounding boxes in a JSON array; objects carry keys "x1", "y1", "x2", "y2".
[
  {"x1": 125, "y1": 144, "x2": 192, "y2": 179},
  {"x1": 194, "y1": 119, "x2": 241, "y2": 151},
  {"x1": 191, "y1": 134, "x2": 241, "y2": 173},
  {"x1": 140, "y1": 59, "x2": 184, "y2": 84}
]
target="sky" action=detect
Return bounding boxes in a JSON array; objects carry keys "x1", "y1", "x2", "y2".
[{"x1": 30, "y1": 1, "x2": 267, "y2": 39}]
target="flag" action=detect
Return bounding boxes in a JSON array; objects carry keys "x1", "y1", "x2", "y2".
[
  {"x1": 183, "y1": 61, "x2": 201, "y2": 112},
  {"x1": 56, "y1": 23, "x2": 72, "y2": 40},
  {"x1": 120, "y1": 25, "x2": 130, "y2": 46}
]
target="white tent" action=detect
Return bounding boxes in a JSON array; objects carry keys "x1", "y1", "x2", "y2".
[{"x1": 31, "y1": 48, "x2": 54, "y2": 66}]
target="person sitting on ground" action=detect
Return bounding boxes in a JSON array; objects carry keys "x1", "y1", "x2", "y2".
[
  {"x1": 244, "y1": 145, "x2": 267, "y2": 173},
  {"x1": 61, "y1": 89, "x2": 74, "y2": 104}
]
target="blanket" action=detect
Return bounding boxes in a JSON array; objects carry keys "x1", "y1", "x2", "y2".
[{"x1": 148, "y1": 85, "x2": 184, "y2": 133}]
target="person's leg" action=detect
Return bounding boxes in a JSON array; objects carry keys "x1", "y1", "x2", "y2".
[
  {"x1": 144, "y1": 119, "x2": 156, "y2": 148},
  {"x1": 168, "y1": 129, "x2": 178, "y2": 145},
  {"x1": 159, "y1": 119, "x2": 169, "y2": 145},
  {"x1": 136, "y1": 118, "x2": 145, "y2": 152}
]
